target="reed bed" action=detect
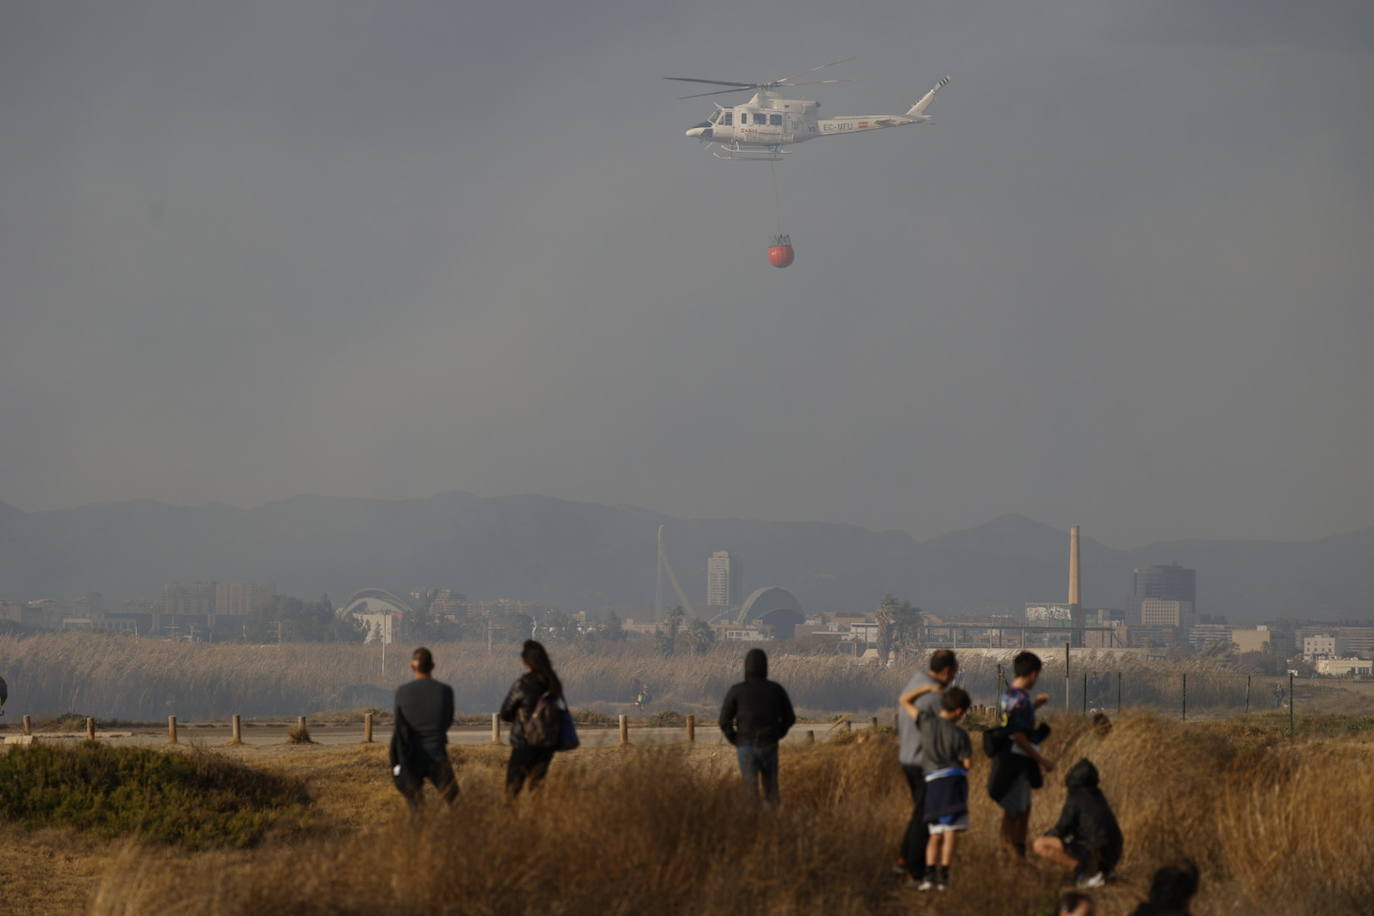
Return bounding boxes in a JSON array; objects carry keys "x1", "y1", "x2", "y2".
[{"x1": 0, "y1": 633, "x2": 1331, "y2": 722}]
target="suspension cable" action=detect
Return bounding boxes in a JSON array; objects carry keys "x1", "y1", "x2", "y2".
[{"x1": 768, "y1": 159, "x2": 783, "y2": 236}]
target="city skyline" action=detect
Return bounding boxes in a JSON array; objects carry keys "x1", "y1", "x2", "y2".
[{"x1": 0, "y1": 491, "x2": 1368, "y2": 624}]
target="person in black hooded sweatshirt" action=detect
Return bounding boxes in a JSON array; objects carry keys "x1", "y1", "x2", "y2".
[
  {"x1": 1032, "y1": 758, "x2": 1124, "y2": 887},
  {"x1": 718, "y1": 648, "x2": 796, "y2": 804}
]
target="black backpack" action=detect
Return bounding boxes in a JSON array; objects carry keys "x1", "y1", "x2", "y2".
[
  {"x1": 982, "y1": 725, "x2": 1011, "y2": 758},
  {"x1": 983, "y1": 721, "x2": 1052, "y2": 759}
]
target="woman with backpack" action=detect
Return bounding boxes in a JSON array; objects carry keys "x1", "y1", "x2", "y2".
[{"x1": 499, "y1": 640, "x2": 565, "y2": 796}]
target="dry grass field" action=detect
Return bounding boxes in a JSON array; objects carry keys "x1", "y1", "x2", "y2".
[{"x1": 1, "y1": 711, "x2": 1369, "y2": 915}]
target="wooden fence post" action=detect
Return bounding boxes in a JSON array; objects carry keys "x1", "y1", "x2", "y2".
[
  {"x1": 86, "y1": 717, "x2": 95, "y2": 741},
  {"x1": 870, "y1": 716, "x2": 879, "y2": 730},
  {"x1": 229, "y1": 714, "x2": 243, "y2": 745},
  {"x1": 1116, "y1": 672, "x2": 1122, "y2": 714},
  {"x1": 1289, "y1": 673, "x2": 1295, "y2": 738},
  {"x1": 1064, "y1": 642, "x2": 1071, "y2": 711},
  {"x1": 363, "y1": 712, "x2": 373, "y2": 744},
  {"x1": 1082, "y1": 671, "x2": 1088, "y2": 715},
  {"x1": 1244, "y1": 675, "x2": 1251, "y2": 715},
  {"x1": 685, "y1": 714, "x2": 695, "y2": 744},
  {"x1": 490, "y1": 713, "x2": 501, "y2": 744},
  {"x1": 167, "y1": 715, "x2": 178, "y2": 744},
  {"x1": 618, "y1": 714, "x2": 629, "y2": 746},
  {"x1": 805, "y1": 729, "x2": 815, "y2": 744},
  {"x1": 1181, "y1": 673, "x2": 1187, "y2": 721},
  {"x1": 22, "y1": 714, "x2": 32, "y2": 736}
]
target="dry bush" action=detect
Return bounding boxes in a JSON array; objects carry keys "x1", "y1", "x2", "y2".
[{"x1": 88, "y1": 715, "x2": 1374, "y2": 915}]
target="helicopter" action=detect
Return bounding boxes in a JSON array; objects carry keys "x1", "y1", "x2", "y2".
[{"x1": 668, "y1": 59, "x2": 950, "y2": 160}]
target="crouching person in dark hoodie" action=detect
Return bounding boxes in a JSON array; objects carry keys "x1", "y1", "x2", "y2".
[
  {"x1": 719, "y1": 648, "x2": 796, "y2": 804},
  {"x1": 1032, "y1": 759, "x2": 1124, "y2": 888}
]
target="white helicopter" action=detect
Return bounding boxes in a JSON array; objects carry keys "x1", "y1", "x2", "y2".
[{"x1": 669, "y1": 59, "x2": 950, "y2": 160}]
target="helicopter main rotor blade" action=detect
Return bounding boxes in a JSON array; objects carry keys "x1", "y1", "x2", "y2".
[
  {"x1": 664, "y1": 77, "x2": 758, "y2": 88},
  {"x1": 783, "y1": 79, "x2": 853, "y2": 87},
  {"x1": 675, "y1": 86, "x2": 761, "y2": 99},
  {"x1": 773, "y1": 56, "x2": 856, "y2": 85}
]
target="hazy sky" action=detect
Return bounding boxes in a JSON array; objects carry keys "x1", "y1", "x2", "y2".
[{"x1": 3, "y1": 0, "x2": 1372, "y2": 547}]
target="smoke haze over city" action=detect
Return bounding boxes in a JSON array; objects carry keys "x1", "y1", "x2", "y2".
[{"x1": 3, "y1": 0, "x2": 1373, "y2": 547}]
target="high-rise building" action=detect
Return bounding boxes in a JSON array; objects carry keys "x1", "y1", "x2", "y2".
[
  {"x1": 1131, "y1": 563, "x2": 1196, "y2": 625},
  {"x1": 707, "y1": 551, "x2": 740, "y2": 610},
  {"x1": 428, "y1": 588, "x2": 468, "y2": 620},
  {"x1": 1140, "y1": 598, "x2": 1194, "y2": 629},
  {"x1": 1188, "y1": 622, "x2": 1234, "y2": 650},
  {"x1": 1302, "y1": 634, "x2": 1345, "y2": 659},
  {"x1": 160, "y1": 581, "x2": 216, "y2": 615},
  {"x1": 214, "y1": 581, "x2": 276, "y2": 616}
]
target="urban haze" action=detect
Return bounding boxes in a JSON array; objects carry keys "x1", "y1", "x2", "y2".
[{"x1": 3, "y1": 0, "x2": 1372, "y2": 547}]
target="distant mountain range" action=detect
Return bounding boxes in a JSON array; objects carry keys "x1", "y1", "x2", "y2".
[{"x1": 0, "y1": 492, "x2": 1369, "y2": 623}]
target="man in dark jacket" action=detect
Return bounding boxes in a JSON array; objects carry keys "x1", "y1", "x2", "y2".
[
  {"x1": 718, "y1": 648, "x2": 796, "y2": 804},
  {"x1": 1032, "y1": 758, "x2": 1123, "y2": 886},
  {"x1": 390, "y1": 647, "x2": 458, "y2": 811}
]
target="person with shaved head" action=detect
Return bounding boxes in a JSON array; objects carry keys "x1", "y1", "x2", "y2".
[{"x1": 390, "y1": 647, "x2": 458, "y2": 811}]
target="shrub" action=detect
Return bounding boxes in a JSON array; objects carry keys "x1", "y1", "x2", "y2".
[{"x1": 0, "y1": 744, "x2": 309, "y2": 848}]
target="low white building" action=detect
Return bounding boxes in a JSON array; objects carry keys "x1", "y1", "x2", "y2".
[
  {"x1": 722, "y1": 627, "x2": 768, "y2": 642},
  {"x1": 1314, "y1": 657, "x2": 1372, "y2": 678}
]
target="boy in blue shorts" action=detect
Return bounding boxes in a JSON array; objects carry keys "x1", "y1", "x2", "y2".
[{"x1": 900, "y1": 683, "x2": 972, "y2": 891}]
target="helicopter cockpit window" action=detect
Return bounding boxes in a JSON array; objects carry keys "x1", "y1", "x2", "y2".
[
  {"x1": 721, "y1": 111, "x2": 732, "y2": 126},
  {"x1": 769, "y1": 114, "x2": 783, "y2": 126}
]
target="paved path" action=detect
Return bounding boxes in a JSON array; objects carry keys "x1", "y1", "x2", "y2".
[{"x1": 14, "y1": 722, "x2": 854, "y2": 748}]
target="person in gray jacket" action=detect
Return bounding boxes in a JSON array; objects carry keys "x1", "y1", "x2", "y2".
[{"x1": 894, "y1": 649, "x2": 959, "y2": 881}]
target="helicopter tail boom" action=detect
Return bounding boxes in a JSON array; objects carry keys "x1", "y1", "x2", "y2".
[{"x1": 905, "y1": 76, "x2": 951, "y2": 117}]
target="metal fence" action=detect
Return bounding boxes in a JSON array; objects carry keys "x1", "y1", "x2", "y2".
[{"x1": 959, "y1": 664, "x2": 1309, "y2": 731}]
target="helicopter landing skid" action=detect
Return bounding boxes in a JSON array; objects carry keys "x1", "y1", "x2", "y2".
[{"x1": 710, "y1": 142, "x2": 788, "y2": 161}]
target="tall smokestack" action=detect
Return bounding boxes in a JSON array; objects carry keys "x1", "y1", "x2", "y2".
[{"x1": 1068, "y1": 524, "x2": 1081, "y2": 607}]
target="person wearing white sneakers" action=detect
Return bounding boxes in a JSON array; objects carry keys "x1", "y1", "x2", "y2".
[
  {"x1": 900, "y1": 683, "x2": 973, "y2": 891},
  {"x1": 1032, "y1": 758, "x2": 1123, "y2": 889}
]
